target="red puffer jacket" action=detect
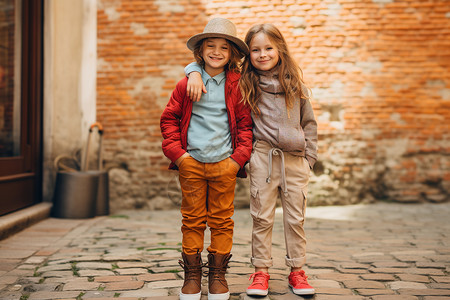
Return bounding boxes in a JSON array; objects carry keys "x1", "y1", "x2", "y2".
[{"x1": 160, "y1": 71, "x2": 253, "y2": 178}]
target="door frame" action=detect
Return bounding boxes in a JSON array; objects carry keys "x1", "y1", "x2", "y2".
[{"x1": 0, "y1": 0, "x2": 43, "y2": 216}]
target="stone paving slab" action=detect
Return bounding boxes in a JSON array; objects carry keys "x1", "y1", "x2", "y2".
[{"x1": 0, "y1": 202, "x2": 449, "y2": 299}]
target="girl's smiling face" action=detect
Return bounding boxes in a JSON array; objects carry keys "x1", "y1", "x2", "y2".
[
  {"x1": 249, "y1": 32, "x2": 279, "y2": 72},
  {"x1": 201, "y1": 38, "x2": 230, "y2": 76}
]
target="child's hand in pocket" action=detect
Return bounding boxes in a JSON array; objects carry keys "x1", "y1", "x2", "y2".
[
  {"x1": 230, "y1": 158, "x2": 240, "y2": 173},
  {"x1": 175, "y1": 153, "x2": 190, "y2": 167}
]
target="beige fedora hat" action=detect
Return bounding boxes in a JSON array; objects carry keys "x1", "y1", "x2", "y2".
[{"x1": 187, "y1": 18, "x2": 249, "y2": 56}]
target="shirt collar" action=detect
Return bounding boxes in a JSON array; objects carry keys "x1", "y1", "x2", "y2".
[{"x1": 201, "y1": 69, "x2": 226, "y2": 85}]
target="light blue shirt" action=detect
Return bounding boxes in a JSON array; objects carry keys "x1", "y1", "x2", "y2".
[{"x1": 187, "y1": 68, "x2": 232, "y2": 163}]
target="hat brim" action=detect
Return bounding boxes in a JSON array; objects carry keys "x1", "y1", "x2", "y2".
[{"x1": 187, "y1": 33, "x2": 249, "y2": 56}]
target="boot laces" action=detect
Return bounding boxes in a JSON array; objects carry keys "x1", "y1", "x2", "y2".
[
  {"x1": 178, "y1": 260, "x2": 205, "y2": 280},
  {"x1": 204, "y1": 264, "x2": 228, "y2": 281},
  {"x1": 205, "y1": 254, "x2": 231, "y2": 282}
]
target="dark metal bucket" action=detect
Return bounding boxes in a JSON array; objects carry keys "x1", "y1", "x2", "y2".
[
  {"x1": 84, "y1": 123, "x2": 110, "y2": 216},
  {"x1": 91, "y1": 170, "x2": 109, "y2": 216},
  {"x1": 52, "y1": 122, "x2": 110, "y2": 218},
  {"x1": 52, "y1": 171, "x2": 99, "y2": 218}
]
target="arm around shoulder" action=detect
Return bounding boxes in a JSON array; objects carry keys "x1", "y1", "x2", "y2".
[{"x1": 185, "y1": 62, "x2": 205, "y2": 102}]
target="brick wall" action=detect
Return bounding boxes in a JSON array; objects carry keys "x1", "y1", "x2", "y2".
[{"x1": 97, "y1": 0, "x2": 450, "y2": 211}]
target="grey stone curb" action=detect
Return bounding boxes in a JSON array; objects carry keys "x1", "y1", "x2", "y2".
[{"x1": 0, "y1": 202, "x2": 52, "y2": 240}]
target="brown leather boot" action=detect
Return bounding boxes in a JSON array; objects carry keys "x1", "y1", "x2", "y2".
[
  {"x1": 179, "y1": 252, "x2": 203, "y2": 300},
  {"x1": 207, "y1": 253, "x2": 232, "y2": 300}
]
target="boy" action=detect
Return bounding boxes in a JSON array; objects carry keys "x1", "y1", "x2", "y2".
[{"x1": 160, "y1": 18, "x2": 252, "y2": 300}]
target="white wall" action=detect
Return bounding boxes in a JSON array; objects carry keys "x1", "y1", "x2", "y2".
[{"x1": 43, "y1": 0, "x2": 97, "y2": 201}]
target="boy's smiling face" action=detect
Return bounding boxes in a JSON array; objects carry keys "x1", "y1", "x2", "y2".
[{"x1": 202, "y1": 38, "x2": 230, "y2": 76}]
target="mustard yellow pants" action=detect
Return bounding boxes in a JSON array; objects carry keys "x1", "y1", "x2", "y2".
[{"x1": 178, "y1": 156, "x2": 238, "y2": 255}]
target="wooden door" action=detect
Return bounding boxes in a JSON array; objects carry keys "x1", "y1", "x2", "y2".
[{"x1": 0, "y1": 0, "x2": 43, "y2": 216}]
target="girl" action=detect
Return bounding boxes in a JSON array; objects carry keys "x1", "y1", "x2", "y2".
[
  {"x1": 185, "y1": 23, "x2": 317, "y2": 297},
  {"x1": 160, "y1": 18, "x2": 253, "y2": 300}
]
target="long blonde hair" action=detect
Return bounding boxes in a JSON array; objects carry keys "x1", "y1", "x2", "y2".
[{"x1": 240, "y1": 24, "x2": 309, "y2": 115}]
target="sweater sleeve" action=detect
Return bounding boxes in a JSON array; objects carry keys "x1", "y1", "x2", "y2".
[{"x1": 300, "y1": 97, "x2": 318, "y2": 169}]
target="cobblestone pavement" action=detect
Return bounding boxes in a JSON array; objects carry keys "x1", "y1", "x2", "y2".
[{"x1": 0, "y1": 202, "x2": 449, "y2": 300}]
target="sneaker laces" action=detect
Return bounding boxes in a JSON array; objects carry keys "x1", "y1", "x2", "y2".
[
  {"x1": 291, "y1": 271, "x2": 308, "y2": 285},
  {"x1": 248, "y1": 271, "x2": 269, "y2": 287}
]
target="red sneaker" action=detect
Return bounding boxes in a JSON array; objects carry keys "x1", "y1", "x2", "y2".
[
  {"x1": 288, "y1": 270, "x2": 315, "y2": 295},
  {"x1": 246, "y1": 271, "x2": 270, "y2": 296}
]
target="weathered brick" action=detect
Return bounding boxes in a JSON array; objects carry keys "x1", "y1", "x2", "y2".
[
  {"x1": 136, "y1": 273, "x2": 177, "y2": 282},
  {"x1": 314, "y1": 295, "x2": 365, "y2": 300},
  {"x1": 114, "y1": 268, "x2": 149, "y2": 275},
  {"x1": 431, "y1": 276, "x2": 450, "y2": 283},
  {"x1": 95, "y1": 275, "x2": 134, "y2": 282},
  {"x1": 316, "y1": 273, "x2": 361, "y2": 281},
  {"x1": 396, "y1": 274, "x2": 430, "y2": 283},
  {"x1": 104, "y1": 280, "x2": 144, "y2": 291},
  {"x1": 63, "y1": 279, "x2": 101, "y2": 291},
  {"x1": 398, "y1": 289, "x2": 450, "y2": 296},
  {"x1": 27, "y1": 291, "x2": 81, "y2": 299},
  {"x1": 356, "y1": 289, "x2": 396, "y2": 296},
  {"x1": 360, "y1": 273, "x2": 396, "y2": 281},
  {"x1": 145, "y1": 279, "x2": 184, "y2": 289},
  {"x1": 343, "y1": 280, "x2": 386, "y2": 289},
  {"x1": 308, "y1": 279, "x2": 340, "y2": 288},
  {"x1": 371, "y1": 296, "x2": 419, "y2": 300},
  {"x1": 389, "y1": 281, "x2": 428, "y2": 290}
]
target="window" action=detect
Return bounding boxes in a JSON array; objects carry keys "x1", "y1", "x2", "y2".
[{"x1": 0, "y1": 0, "x2": 21, "y2": 157}]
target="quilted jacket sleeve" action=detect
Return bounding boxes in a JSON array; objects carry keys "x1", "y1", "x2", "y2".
[
  {"x1": 229, "y1": 85, "x2": 253, "y2": 169},
  {"x1": 160, "y1": 79, "x2": 187, "y2": 165}
]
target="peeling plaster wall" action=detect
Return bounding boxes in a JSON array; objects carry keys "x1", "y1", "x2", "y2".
[{"x1": 43, "y1": 0, "x2": 97, "y2": 202}]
